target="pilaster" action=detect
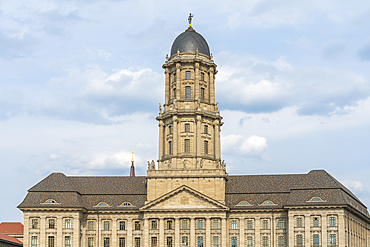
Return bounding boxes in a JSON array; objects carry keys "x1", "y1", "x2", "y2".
[
  {"x1": 175, "y1": 218, "x2": 180, "y2": 247},
  {"x1": 112, "y1": 217, "x2": 117, "y2": 247},
  {"x1": 127, "y1": 218, "x2": 133, "y2": 247},
  {"x1": 339, "y1": 211, "x2": 345, "y2": 247},
  {"x1": 239, "y1": 217, "x2": 245, "y2": 247},
  {"x1": 255, "y1": 217, "x2": 260, "y2": 247},
  {"x1": 73, "y1": 214, "x2": 80, "y2": 247},
  {"x1": 222, "y1": 217, "x2": 227, "y2": 247},
  {"x1": 159, "y1": 218, "x2": 165, "y2": 247},
  {"x1": 190, "y1": 218, "x2": 195, "y2": 247},
  {"x1": 57, "y1": 216, "x2": 63, "y2": 247},
  {"x1": 40, "y1": 216, "x2": 46, "y2": 247},
  {"x1": 322, "y1": 213, "x2": 327, "y2": 247},
  {"x1": 304, "y1": 214, "x2": 310, "y2": 247},
  {"x1": 206, "y1": 217, "x2": 211, "y2": 247}
]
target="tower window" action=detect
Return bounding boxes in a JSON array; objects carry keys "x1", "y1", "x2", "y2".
[
  {"x1": 201, "y1": 88, "x2": 205, "y2": 101},
  {"x1": 169, "y1": 125, "x2": 172, "y2": 134},
  {"x1": 185, "y1": 123, "x2": 190, "y2": 132},
  {"x1": 185, "y1": 86, "x2": 191, "y2": 99},
  {"x1": 186, "y1": 71, "x2": 191, "y2": 80},
  {"x1": 173, "y1": 88, "x2": 176, "y2": 99},
  {"x1": 184, "y1": 139, "x2": 190, "y2": 153},
  {"x1": 204, "y1": 125, "x2": 208, "y2": 134},
  {"x1": 200, "y1": 72, "x2": 204, "y2": 81},
  {"x1": 169, "y1": 141, "x2": 172, "y2": 155},
  {"x1": 174, "y1": 73, "x2": 177, "y2": 82},
  {"x1": 204, "y1": 141, "x2": 208, "y2": 154}
]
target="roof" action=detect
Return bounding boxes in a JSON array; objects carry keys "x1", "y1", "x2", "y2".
[
  {"x1": 0, "y1": 233, "x2": 23, "y2": 246},
  {"x1": 0, "y1": 222, "x2": 23, "y2": 234},
  {"x1": 170, "y1": 27, "x2": 210, "y2": 57}
]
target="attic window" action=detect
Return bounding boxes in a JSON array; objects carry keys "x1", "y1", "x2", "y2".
[
  {"x1": 308, "y1": 197, "x2": 325, "y2": 202},
  {"x1": 119, "y1": 202, "x2": 133, "y2": 207},
  {"x1": 95, "y1": 202, "x2": 110, "y2": 207},
  {"x1": 44, "y1": 199, "x2": 58, "y2": 204},
  {"x1": 261, "y1": 200, "x2": 275, "y2": 205},
  {"x1": 236, "y1": 201, "x2": 252, "y2": 206}
]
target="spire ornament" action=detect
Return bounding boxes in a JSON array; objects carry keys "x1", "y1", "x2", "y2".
[{"x1": 188, "y1": 13, "x2": 194, "y2": 27}]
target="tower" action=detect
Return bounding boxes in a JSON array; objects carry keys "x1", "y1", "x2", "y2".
[{"x1": 147, "y1": 19, "x2": 226, "y2": 203}]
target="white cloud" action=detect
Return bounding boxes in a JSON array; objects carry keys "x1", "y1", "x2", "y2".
[
  {"x1": 342, "y1": 180, "x2": 364, "y2": 192},
  {"x1": 222, "y1": 134, "x2": 268, "y2": 160}
]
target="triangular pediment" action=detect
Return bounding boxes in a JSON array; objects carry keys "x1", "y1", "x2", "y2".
[{"x1": 140, "y1": 185, "x2": 229, "y2": 211}]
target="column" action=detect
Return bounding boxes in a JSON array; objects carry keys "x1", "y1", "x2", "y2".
[
  {"x1": 209, "y1": 68, "x2": 215, "y2": 104},
  {"x1": 73, "y1": 214, "x2": 80, "y2": 247},
  {"x1": 127, "y1": 218, "x2": 133, "y2": 247},
  {"x1": 144, "y1": 218, "x2": 149, "y2": 247},
  {"x1": 304, "y1": 214, "x2": 310, "y2": 247},
  {"x1": 175, "y1": 218, "x2": 180, "y2": 247},
  {"x1": 23, "y1": 215, "x2": 29, "y2": 247},
  {"x1": 173, "y1": 116, "x2": 178, "y2": 157},
  {"x1": 338, "y1": 211, "x2": 345, "y2": 247},
  {"x1": 214, "y1": 121, "x2": 220, "y2": 160},
  {"x1": 112, "y1": 217, "x2": 117, "y2": 247},
  {"x1": 176, "y1": 63, "x2": 181, "y2": 99},
  {"x1": 206, "y1": 218, "x2": 211, "y2": 247},
  {"x1": 165, "y1": 68, "x2": 170, "y2": 104},
  {"x1": 195, "y1": 62, "x2": 199, "y2": 100},
  {"x1": 160, "y1": 218, "x2": 165, "y2": 247},
  {"x1": 322, "y1": 214, "x2": 327, "y2": 247},
  {"x1": 271, "y1": 215, "x2": 274, "y2": 247},
  {"x1": 190, "y1": 218, "x2": 195, "y2": 247},
  {"x1": 159, "y1": 121, "x2": 164, "y2": 160},
  {"x1": 196, "y1": 115, "x2": 201, "y2": 156},
  {"x1": 40, "y1": 216, "x2": 46, "y2": 247},
  {"x1": 288, "y1": 213, "x2": 294, "y2": 247},
  {"x1": 57, "y1": 216, "x2": 63, "y2": 247},
  {"x1": 239, "y1": 218, "x2": 245, "y2": 247},
  {"x1": 255, "y1": 218, "x2": 260, "y2": 247},
  {"x1": 222, "y1": 218, "x2": 227, "y2": 247}
]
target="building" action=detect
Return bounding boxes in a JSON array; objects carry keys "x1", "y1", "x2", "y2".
[
  {"x1": 19, "y1": 19, "x2": 370, "y2": 247},
  {"x1": 0, "y1": 222, "x2": 24, "y2": 243},
  {"x1": 0, "y1": 234, "x2": 23, "y2": 247}
]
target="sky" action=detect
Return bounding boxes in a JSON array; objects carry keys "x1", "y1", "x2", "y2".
[{"x1": 1, "y1": 0, "x2": 370, "y2": 223}]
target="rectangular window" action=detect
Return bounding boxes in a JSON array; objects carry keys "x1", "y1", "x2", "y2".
[
  {"x1": 32, "y1": 219, "x2": 38, "y2": 229},
  {"x1": 169, "y1": 125, "x2": 172, "y2": 134},
  {"x1": 167, "y1": 237, "x2": 173, "y2": 247},
  {"x1": 197, "y1": 236, "x2": 203, "y2": 247},
  {"x1": 247, "y1": 220, "x2": 253, "y2": 229},
  {"x1": 204, "y1": 141, "x2": 208, "y2": 154},
  {"x1": 200, "y1": 72, "x2": 204, "y2": 81},
  {"x1": 169, "y1": 141, "x2": 172, "y2": 155},
  {"x1": 151, "y1": 220, "x2": 157, "y2": 230},
  {"x1": 167, "y1": 220, "x2": 173, "y2": 229},
  {"x1": 48, "y1": 236, "x2": 55, "y2": 247},
  {"x1": 185, "y1": 86, "x2": 191, "y2": 99},
  {"x1": 49, "y1": 219, "x2": 55, "y2": 229},
  {"x1": 329, "y1": 234, "x2": 336, "y2": 246},
  {"x1": 231, "y1": 237, "x2": 237, "y2": 247},
  {"x1": 182, "y1": 220, "x2": 188, "y2": 229},
  {"x1": 135, "y1": 221, "x2": 141, "y2": 230},
  {"x1": 173, "y1": 88, "x2": 176, "y2": 99},
  {"x1": 204, "y1": 125, "x2": 208, "y2": 134},
  {"x1": 88, "y1": 221, "x2": 94, "y2": 230},
  {"x1": 262, "y1": 236, "x2": 268, "y2": 247},
  {"x1": 200, "y1": 88, "x2": 205, "y2": 101},
  {"x1": 31, "y1": 236, "x2": 38, "y2": 247},
  {"x1": 184, "y1": 139, "x2": 190, "y2": 153},
  {"x1": 277, "y1": 220, "x2": 285, "y2": 229},
  {"x1": 186, "y1": 71, "x2": 191, "y2": 80},
  {"x1": 65, "y1": 236, "x2": 71, "y2": 247},
  {"x1": 65, "y1": 219, "x2": 71, "y2": 229},
  {"x1": 119, "y1": 238, "x2": 125, "y2": 247},
  {"x1": 329, "y1": 217, "x2": 336, "y2": 227},
  {"x1": 185, "y1": 123, "x2": 190, "y2": 132},
  {"x1": 135, "y1": 238, "x2": 140, "y2": 247},
  {"x1": 182, "y1": 236, "x2": 188, "y2": 247},
  {"x1": 104, "y1": 237, "x2": 110, "y2": 247},
  {"x1": 88, "y1": 237, "x2": 94, "y2": 247},
  {"x1": 278, "y1": 236, "x2": 284, "y2": 247},
  {"x1": 313, "y1": 234, "x2": 320, "y2": 246},
  {"x1": 262, "y1": 220, "x2": 269, "y2": 229},
  {"x1": 213, "y1": 219, "x2": 219, "y2": 229},
  {"x1": 151, "y1": 237, "x2": 157, "y2": 247},
  {"x1": 296, "y1": 217, "x2": 302, "y2": 227},
  {"x1": 213, "y1": 236, "x2": 219, "y2": 247},
  {"x1": 247, "y1": 236, "x2": 253, "y2": 247},
  {"x1": 104, "y1": 221, "x2": 110, "y2": 230},
  {"x1": 174, "y1": 73, "x2": 177, "y2": 82},
  {"x1": 313, "y1": 217, "x2": 319, "y2": 227},
  {"x1": 198, "y1": 220, "x2": 203, "y2": 229},
  {"x1": 296, "y1": 235, "x2": 303, "y2": 246},
  {"x1": 231, "y1": 220, "x2": 237, "y2": 229}
]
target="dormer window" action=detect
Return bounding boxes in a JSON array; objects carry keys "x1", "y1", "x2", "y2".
[
  {"x1": 185, "y1": 71, "x2": 191, "y2": 80},
  {"x1": 237, "y1": 201, "x2": 252, "y2": 206},
  {"x1": 261, "y1": 200, "x2": 275, "y2": 205},
  {"x1": 96, "y1": 202, "x2": 110, "y2": 207},
  {"x1": 44, "y1": 199, "x2": 58, "y2": 204},
  {"x1": 308, "y1": 197, "x2": 325, "y2": 202},
  {"x1": 120, "y1": 202, "x2": 133, "y2": 206}
]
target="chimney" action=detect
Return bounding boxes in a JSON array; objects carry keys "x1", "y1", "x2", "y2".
[{"x1": 130, "y1": 152, "x2": 135, "y2": 177}]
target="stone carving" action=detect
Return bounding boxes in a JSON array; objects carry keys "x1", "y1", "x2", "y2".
[
  {"x1": 216, "y1": 160, "x2": 221, "y2": 169},
  {"x1": 221, "y1": 160, "x2": 226, "y2": 170},
  {"x1": 148, "y1": 161, "x2": 151, "y2": 170},
  {"x1": 159, "y1": 103, "x2": 162, "y2": 114},
  {"x1": 151, "y1": 160, "x2": 155, "y2": 170},
  {"x1": 199, "y1": 158, "x2": 204, "y2": 169},
  {"x1": 215, "y1": 102, "x2": 219, "y2": 111},
  {"x1": 173, "y1": 98, "x2": 177, "y2": 109},
  {"x1": 196, "y1": 99, "x2": 200, "y2": 110},
  {"x1": 183, "y1": 160, "x2": 188, "y2": 170}
]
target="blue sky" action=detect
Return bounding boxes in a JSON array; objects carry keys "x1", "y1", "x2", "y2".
[{"x1": 1, "y1": 0, "x2": 370, "y2": 222}]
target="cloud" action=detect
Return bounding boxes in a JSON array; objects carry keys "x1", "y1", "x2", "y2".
[
  {"x1": 322, "y1": 40, "x2": 346, "y2": 59},
  {"x1": 357, "y1": 42, "x2": 370, "y2": 61},
  {"x1": 222, "y1": 134, "x2": 269, "y2": 160},
  {"x1": 342, "y1": 179, "x2": 364, "y2": 192}
]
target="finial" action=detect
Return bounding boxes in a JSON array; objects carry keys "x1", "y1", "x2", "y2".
[
  {"x1": 131, "y1": 152, "x2": 134, "y2": 163},
  {"x1": 166, "y1": 54, "x2": 168, "y2": 61},
  {"x1": 188, "y1": 13, "x2": 194, "y2": 27}
]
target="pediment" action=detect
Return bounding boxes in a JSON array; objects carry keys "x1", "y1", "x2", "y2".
[{"x1": 140, "y1": 185, "x2": 229, "y2": 211}]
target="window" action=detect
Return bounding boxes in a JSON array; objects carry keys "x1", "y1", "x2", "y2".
[
  {"x1": 174, "y1": 73, "x2": 177, "y2": 82},
  {"x1": 213, "y1": 219, "x2": 219, "y2": 229},
  {"x1": 247, "y1": 220, "x2": 253, "y2": 229},
  {"x1": 204, "y1": 141, "x2": 208, "y2": 154},
  {"x1": 262, "y1": 236, "x2": 268, "y2": 247},
  {"x1": 213, "y1": 236, "x2": 219, "y2": 247},
  {"x1": 185, "y1": 123, "x2": 190, "y2": 133},
  {"x1": 167, "y1": 220, "x2": 173, "y2": 229},
  {"x1": 184, "y1": 139, "x2": 190, "y2": 153},
  {"x1": 200, "y1": 88, "x2": 205, "y2": 101},
  {"x1": 65, "y1": 236, "x2": 71, "y2": 247},
  {"x1": 262, "y1": 220, "x2": 269, "y2": 229},
  {"x1": 329, "y1": 217, "x2": 336, "y2": 227},
  {"x1": 204, "y1": 125, "x2": 208, "y2": 134},
  {"x1": 135, "y1": 238, "x2": 140, "y2": 247},
  {"x1": 185, "y1": 86, "x2": 191, "y2": 99},
  {"x1": 313, "y1": 217, "x2": 319, "y2": 227},
  {"x1": 231, "y1": 237, "x2": 237, "y2": 247},
  {"x1": 96, "y1": 202, "x2": 109, "y2": 207},
  {"x1": 151, "y1": 237, "x2": 157, "y2": 247},
  {"x1": 31, "y1": 236, "x2": 38, "y2": 247},
  {"x1": 200, "y1": 72, "x2": 204, "y2": 81},
  {"x1": 104, "y1": 221, "x2": 110, "y2": 230},
  {"x1": 262, "y1": 200, "x2": 274, "y2": 205},
  {"x1": 135, "y1": 221, "x2": 141, "y2": 230},
  {"x1": 88, "y1": 237, "x2": 94, "y2": 247},
  {"x1": 169, "y1": 125, "x2": 172, "y2": 134},
  {"x1": 88, "y1": 221, "x2": 94, "y2": 231},
  {"x1": 182, "y1": 219, "x2": 188, "y2": 229},
  {"x1": 151, "y1": 220, "x2": 157, "y2": 230},
  {"x1": 296, "y1": 235, "x2": 303, "y2": 246},
  {"x1": 173, "y1": 88, "x2": 176, "y2": 99},
  {"x1": 186, "y1": 71, "x2": 191, "y2": 80},
  {"x1": 198, "y1": 220, "x2": 203, "y2": 229},
  {"x1": 167, "y1": 237, "x2": 173, "y2": 247},
  {"x1": 120, "y1": 202, "x2": 132, "y2": 206},
  {"x1": 197, "y1": 236, "x2": 204, "y2": 247},
  {"x1": 231, "y1": 220, "x2": 237, "y2": 229},
  {"x1": 278, "y1": 236, "x2": 284, "y2": 247},
  {"x1": 313, "y1": 234, "x2": 320, "y2": 246},
  {"x1": 329, "y1": 234, "x2": 336, "y2": 246},
  {"x1": 247, "y1": 236, "x2": 253, "y2": 247},
  {"x1": 44, "y1": 199, "x2": 57, "y2": 204},
  {"x1": 277, "y1": 220, "x2": 285, "y2": 229},
  {"x1": 296, "y1": 218, "x2": 302, "y2": 227},
  {"x1": 65, "y1": 219, "x2": 71, "y2": 229},
  {"x1": 119, "y1": 221, "x2": 125, "y2": 230},
  {"x1": 169, "y1": 141, "x2": 172, "y2": 155},
  {"x1": 182, "y1": 236, "x2": 188, "y2": 247},
  {"x1": 238, "y1": 201, "x2": 252, "y2": 206},
  {"x1": 309, "y1": 197, "x2": 324, "y2": 202},
  {"x1": 49, "y1": 219, "x2": 55, "y2": 229},
  {"x1": 32, "y1": 219, "x2": 38, "y2": 229},
  {"x1": 48, "y1": 236, "x2": 55, "y2": 247},
  {"x1": 119, "y1": 238, "x2": 125, "y2": 247},
  {"x1": 104, "y1": 237, "x2": 110, "y2": 247}
]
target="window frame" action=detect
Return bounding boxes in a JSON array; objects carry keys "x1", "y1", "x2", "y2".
[
  {"x1": 278, "y1": 236, "x2": 284, "y2": 247},
  {"x1": 49, "y1": 219, "x2": 55, "y2": 229},
  {"x1": 185, "y1": 71, "x2": 191, "y2": 80},
  {"x1": 212, "y1": 236, "x2": 219, "y2": 247},
  {"x1": 167, "y1": 237, "x2": 173, "y2": 247},
  {"x1": 185, "y1": 123, "x2": 190, "y2": 133},
  {"x1": 200, "y1": 72, "x2": 204, "y2": 81},
  {"x1": 213, "y1": 219, "x2": 220, "y2": 229},
  {"x1": 167, "y1": 220, "x2": 173, "y2": 230},
  {"x1": 151, "y1": 237, "x2": 158, "y2": 247},
  {"x1": 65, "y1": 219, "x2": 72, "y2": 229},
  {"x1": 246, "y1": 220, "x2": 253, "y2": 230},
  {"x1": 184, "y1": 139, "x2": 190, "y2": 153},
  {"x1": 88, "y1": 221, "x2": 94, "y2": 231},
  {"x1": 182, "y1": 236, "x2": 189, "y2": 247},
  {"x1": 48, "y1": 236, "x2": 55, "y2": 247},
  {"x1": 197, "y1": 236, "x2": 204, "y2": 247},
  {"x1": 296, "y1": 217, "x2": 303, "y2": 227},
  {"x1": 103, "y1": 221, "x2": 110, "y2": 231},
  {"x1": 313, "y1": 217, "x2": 320, "y2": 227},
  {"x1": 185, "y1": 86, "x2": 191, "y2": 100},
  {"x1": 119, "y1": 221, "x2": 125, "y2": 231},
  {"x1": 151, "y1": 220, "x2": 158, "y2": 230},
  {"x1": 65, "y1": 236, "x2": 71, "y2": 247},
  {"x1": 31, "y1": 236, "x2": 38, "y2": 247},
  {"x1": 329, "y1": 234, "x2": 336, "y2": 246},
  {"x1": 231, "y1": 220, "x2": 238, "y2": 230},
  {"x1": 231, "y1": 237, "x2": 237, "y2": 247},
  {"x1": 296, "y1": 235, "x2": 303, "y2": 246},
  {"x1": 182, "y1": 219, "x2": 188, "y2": 230},
  {"x1": 197, "y1": 219, "x2": 204, "y2": 229},
  {"x1": 134, "y1": 238, "x2": 140, "y2": 247},
  {"x1": 32, "y1": 219, "x2": 38, "y2": 229},
  {"x1": 247, "y1": 236, "x2": 253, "y2": 247},
  {"x1": 329, "y1": 217, "x2": 336, "y2": 227},
  {"x1": 88, "y1": 237, "x2": 94, "y2": 247},
  {"x1": 200, "y1": 88, "x2": 205, "y2": 101},
  {"x1": 119, "y1": 237, "x2": 125, "y2": 247},
  {"x1": 262, "y1": 220, "x2": 269, "y2": 229},
  {"x1": 312, "y1": 234, "x2": 320, "y2": 246},
  {"x1": 262, "y1": 236, "x2": 268, "y2": 247},
  {"x1": 204, "y1": 140, "x2": 208, "y2": 155},
  {"x1": 134, "y1": 221, "x2": 141, "y2": 231},
  {"x1": 277, "y1": 219, "x2": 285, "y2": 229}
]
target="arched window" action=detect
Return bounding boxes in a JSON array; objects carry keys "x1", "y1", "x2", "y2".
[
  {"x1": 120, "y1": 202, "x2": 133, "y2": 207},
  {"x1": 308, "y1": 197, "x2": 324, "y2": 202},
  {"x1": 261, "y1": 200, "x2": 275, "y2": 205},
  {"x1": 96, "y1": 202, "x2": 110, "y2": 207},
  {"x1": 237, "y1": 201, "x2": 252, "y2": 206},
  {"x1": 44, "y1": 199, "x2": 58, "y2": 204}
]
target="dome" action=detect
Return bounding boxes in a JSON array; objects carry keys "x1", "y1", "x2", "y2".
[{"x1": 170, "y1": 27, "x2": 210, "y2": 57}]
